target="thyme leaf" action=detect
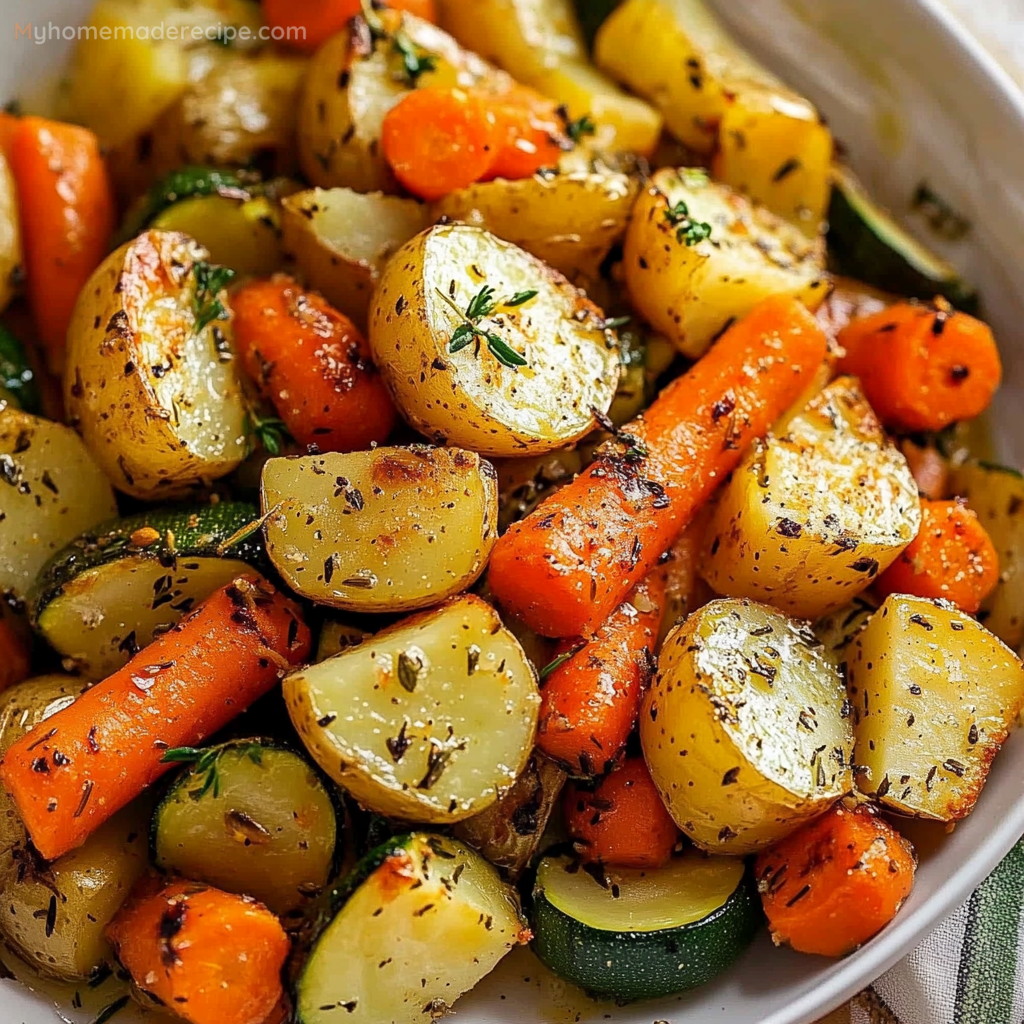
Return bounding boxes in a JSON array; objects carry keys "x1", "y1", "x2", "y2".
[
  {"x1": 435, "y1": 286, "x2": 533, "y2": 369},
  {"x1": 192, "y1": 260, "x2": 235, "y2": 336},
  {"x1": 539, "y1": 641, "x2": 587, "y2": 682},
  {"x1": 664, "y1": 199, "x2": 712, "y2": 246},
  {"x1": 245, "y1": 411, "x2": 292, "y2": 455},
  {"x1": 565, "y1": 114, "x2": 596, "y2": 143}
]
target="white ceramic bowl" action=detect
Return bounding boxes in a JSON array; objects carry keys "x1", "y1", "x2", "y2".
[{"x1": 2, "y1": 1, "x2": 1024, "y2": 1022}]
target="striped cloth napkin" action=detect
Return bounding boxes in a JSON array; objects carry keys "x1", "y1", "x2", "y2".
[{"x1": 825, "y1": 5, "x2": 1024, "y2": 1023}]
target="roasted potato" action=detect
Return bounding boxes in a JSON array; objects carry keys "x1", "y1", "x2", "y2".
[
  {"x1": 701, "y1": 377, "x2": 921, "y2": 619},
  {"x1": 433, "y1": 170, "x2": 641, "y2": 287},
  {"x1": 261, "y1": 446, "x2": 498, "y2": 613},
  {"x1": 0, "y1": 675, "x2": 149, "y2": 981},
  {"x1": 624, "y1": 168, "x2": 828, "y2": 357},
  {"x1": 284, "y1": 595, "x2": 541, "y2": 823},
  {"x1": 848, "y1": 595, "x2": 1024, "y2": 821},
  {"x1": 281, "y1": 187, "x2": 430, "y2": 325},
  {"x1": 298, "y1": 13, "x2": 510, "y2": 192},
  {"x1": 641, "y1": 598, "x2": 853, "y2": 854},
  {"x1": 64, "y1": 230, "x2": 249, "y2": 498},
  {"x1": 0, "y1": 410, "x2": 118, "y2": 604},
  {"x1": 369, "y1": 224, "x2": 620, "y2": 456},
  {"x1": 0, "y1": 150, "x2": 21, "y2": 314}
]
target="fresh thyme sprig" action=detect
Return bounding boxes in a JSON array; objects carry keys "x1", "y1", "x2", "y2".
[
  {"x1": 245, "y1": 411, "x2": 292, "y2": 455},
  {"x1": 192, "y1": 260, "x2": 235, "y2": 335},
  {"x1": 664, "y1": 199, "x2": 712, "y2": 246},
  {"x1": 160, "y1": 742, "x2": 263, "y2": 802},
  {"x1": 435, "y1": 285, "x2": 537, "y2": 369},
  {"x1": 393, "y1": 30, "x2": 437, "y2": 84}
]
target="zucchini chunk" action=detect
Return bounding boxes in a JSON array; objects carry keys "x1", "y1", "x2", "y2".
[
  {"x1": 295, "y1": 834, "x2": 528, "y2": 1024},
  {"x1": 828, "y1": 164, "x2": 977, "y2": 309},
  {"x1": 701, "y1": 377, "x2": 921, "y2": 619},
  {"x1": 848, "y1": 595, "x2": 1024, "y2": 821},
  {"x1": 370, "y1": 224, "x2": 621, "y2": 457},
  {"x1": 284, "y1": 595, "x2": 540, "y2": 823},
  {"x1": 261, "y1": 447, "x2": 498, "y2": 613},
  {"x1": 641, "y1": 598, "x2": 853, "y2": 854},
  {"x1": 152, "y1": 739, "x2": 338, "y2": 915},
  {"x1": 624, "y1": 168, "x2": 828, "y2": 358},
  {"x1": 316, "y1": 618, "x2": 372, "y2": 662},
  {"x1": 29, "y1": 503, "x2": 262, "y2": 679},
  {"x1": 0, "y1": 324, "x2": 41, "y2": 414},
  {"x1": 531, "y1": 850, "x2": 761, "y2": 1001}
]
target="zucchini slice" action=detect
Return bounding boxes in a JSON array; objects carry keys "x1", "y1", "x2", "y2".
[
  {"x1": 827, "y1": 165, "x2": 976, "y2": 310},
  {"x1": 152, "y1": 739, "x2": 338, "y2": 916},
  {"x1": 0, "y1": 324, "x2": 40, "y2": 415},
  {"x1": 296, "y1": 834, "x2": 528, "y2": 1024},
  {"x1": 29, "y1": 503, "x2": 262, "y2": 679},
  {"x1": 531, "y1": 851, "x2": 761, "y2": 1001}
]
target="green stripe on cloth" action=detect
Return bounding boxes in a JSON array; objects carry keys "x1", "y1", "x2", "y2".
[{"x1": 953, "y1": 839, "x2": 1024, "y2": 1024}]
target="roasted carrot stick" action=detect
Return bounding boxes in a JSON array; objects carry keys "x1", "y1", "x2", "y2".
[
  {"x1": 755, "y1": 803, "x2": 916, "y2": 957},
  {"x1": 837, "y1": 300, "x2": 1001, "y2": 433},
  {"x1": 0, "y1": 576, "x2": 310, "y2": 861},
  {"x1": 106, "y1": 879, "x2": 289, "y2": 1024},
  {"x1": 489, "y1": 296, "x2": 829, "y2": 637},
  {"x1": 262, "y1": 0, "x2": 438, "y2": 54},
  {"x1": 232, "y1": 276, "x2": 396, "y2": 452},
  {"x1": 3, "y1": 116, "x2": 115, "y2": 373},
  {"x1": 564, "y1": 756, "x2": 679, "y2": 869},
  {"x1": 875, "y1": 498, "x2": 999, "y2": 614},
  {"x1": 382, "y1": 87, "x2": 501, "y2": 201},
  {"x1": 537, "y1": 570, "x2": 665, "y2": 775},
  {"x1": 486, "y1": 86, "x2": 569, "y2": 181}
]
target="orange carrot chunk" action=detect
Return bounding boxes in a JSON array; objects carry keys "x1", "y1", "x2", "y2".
[
  {"x1": 4, "y1": 116, "x2": 115, "y2": 373},
  {"x1": 488, "y1": 295, "x2": 829, "y2": 638},
  {"x1": 755, "y1": 803, "x2": 916, "y2": 958},
  {"x1": 837, "y1": 300, "x2": 1001, "y2": 433},
  {"x1": 564, "y1": 756, "x2": 679, "y2": 869},
  {"x1": 232, "y1": 275, "x2": 396, "y2": 452},
  {"x1": 382, "y1": 87, "x2": 501, "y2": 201},
  {"x1": 537, "y1": 570, "x2": 666, "y2": 775},
  {"x1": 106, "y1": 879, "x2": 289, "y2": 1024},
  {"x1": 0, "y1": 576, "x2": 310, "y2": 861},
  {"x1": 262, "y1": 0, "x2": 438, "y2": 54},
  {"x1": 875, "y1": 498, "x2": 999, "y2": 614},
  {"x1": 486, "y1": 86, "x2": 569, "y2": 181},
  {"x1": 899, "y1": 438, "x2": 949, "y2": 500}
]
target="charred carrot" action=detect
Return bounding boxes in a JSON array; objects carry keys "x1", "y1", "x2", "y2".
[
  {"x1": 262, "y1": 0, "x2": 438, "y2": 54},
  {"x1": 486, "y1": 85, "x2": 570, "y2": 181},
  {"x1": 106, "y1": 879, "x2": 289, "y2": 1024},
  {"x1": 537, "y1": 571, "x2": 665, "y2": 775},
  {"x1": 382, "y1": 87, "x2": 501, "y2": 201},
  {"x1": 564, "y1": 756, "x2": 679, "y2": 869},
  {"x1": 0, "y1": 576, "x2": 309, "y2": 861},
  {"x1": 837, "y1": 300, "x2": 1001, "y2": 433},
  {"x1": 875, "y1": 498, "x2": 999, "y2": 614},
  {"x1": 232, "y1": 276, "x2": 396, "y2": 452},
  {"x1": 4, "y1": 116, "x2": 115, "y2": 373},
  {"x1": 489, "y1": 295, "x2": 829, "y2": 637},
  {"x1": 755, "y1": 803, "x2": 916, "y2": 958}
]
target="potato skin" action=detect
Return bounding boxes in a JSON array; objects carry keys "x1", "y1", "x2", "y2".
[
  {"x1": 64, "y1": 230, "x2": 248, "y2": 498},
  {"x1": 369, "y1": 224, "x2": 620, "y2": 457},
  {"x1": 641, "y1": 598, "x2": 853, "y2": 855}
]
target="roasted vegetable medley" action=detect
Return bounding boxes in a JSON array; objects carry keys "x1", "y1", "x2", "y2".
[{"x1": 0, "y1": 0, "x2": 1019, "y2": 1021}]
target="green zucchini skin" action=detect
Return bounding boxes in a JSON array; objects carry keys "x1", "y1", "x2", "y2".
[
  {"x1": 827, "y1": 166, "x2": 977, "y2": 311},
  {"x1": 29, "y1": 501, "x2": 264, "y2": 619},
  {"x1": 0, "y1": 324, "x2": 41, "y2": 415},
  {"x1": 530, "y1": 867, "x2": 762, "y2": 1002}
]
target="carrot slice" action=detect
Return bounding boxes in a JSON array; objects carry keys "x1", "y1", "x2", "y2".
[
  {"x1": 232, "y1": 275, "x2": 396, "y2": 452},
  {"x1": 837, "y1": 300, "x2": 1001, "y2": 433},
  {"x1": 107, "y1": 879, "x2": 289, "y2": 1024},
  {"x1": 0, "y1": 576, "x2": 310, "y2": 861},
  {"x1": 4, "y1": 116, "x2": 115, "y2": 373},
  {"x1": 537, "y1": 570, "x2": 665, "y2": 775},
  {"x1": 564, "y1": 756, "x2": 679, "y2": 869},
  {"x1": 755, "y1": 803, "x2": 916, "y2": 958},
  {"x1": 262, "y1": 0, "x2": 438, "y2": 53},
  {"x1": 382, "y1": 87, "x2": 501, "y2": 201},
  {"x1": 875, "y1": 498, "x2": 999, "y2": 614},
  {"x1": 488, "y1": 295, "x2": 829, "y2": 637},
  {"x1": 486, "y1": 86, "x2": 568, "y2": 181}
]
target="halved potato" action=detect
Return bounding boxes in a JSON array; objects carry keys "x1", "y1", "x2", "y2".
[
  {"x1": 261, "y1": 446, "x2": 498, "y2": 613},
  {"x1": 640, "y1": 598, "x2": 853, "y2": 854},
  {"x1": 0, "y1": 150, "x2": 21, "y2": 314},
  {"x1": 64, "y1": 230, "x2": 248, "y2": 498},
  {"x1": 281, "y1": 188, "x2": 430, "y2": 325},
  {"x1": 369, "y1": 224, "x2": 620, "y2": 456},
  {"x1": 0, "y1": 410, "x2": 118, "y2": 604},
  {"x1": 284, "y1": 595, "x2": 540, "y2": 822},
  {"x1": 848, "y1": 595, "x2": 1024, "y2": 821},
  {"x1": 432, "y1": 171, "x2": 640, "y2": 287},
  {"x1": 624, "y1": 168, "x2": 828, "y2": 357},
  {"x1": 701, "y1": 377, "x2": 921, "y2": 619}
]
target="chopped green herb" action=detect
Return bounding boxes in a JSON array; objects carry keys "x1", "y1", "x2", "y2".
[
  {"x1": 192, "y1": 260, "x2": 235, "y2": 336},
  {"x1": 539, "y1": 641, "x2": 587, "y2": 682},
  {"x1": 92, "y1": 996, "x2": 130, "y2": 1024},
  {"x1": 397, "y1": 650, "x2": 424, "y2": 693},
  {"x1": 565, "y1": 114, "x2": 597, "y2": 143},
  {"x1": 160, "y1": 747, "x2": 204, "y2": 764},
  {"x1": 245, "y1": 411, "x2": 292, "y2": 456},
  {"x1": 435, "y1": 286, "x2": 532, "y2": 369},
  {"x1": 393, "y1": 31, "x2": 437, "y2": 84},
  {"x1": 505, "y1": 290, "x2": 539, "y2": 307},
  {"x1": 664, "y1": 199, "x2": 712, "y2": 246}
]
